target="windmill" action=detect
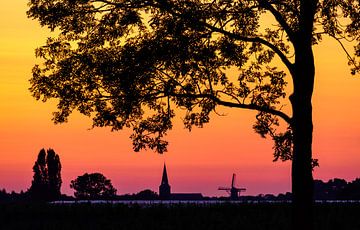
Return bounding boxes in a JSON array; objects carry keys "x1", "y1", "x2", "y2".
[{"x1": 218, "y1": 173, "x2": 246, "y2": 200}]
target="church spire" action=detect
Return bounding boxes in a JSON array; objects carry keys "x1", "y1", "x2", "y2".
[
  {"x1": 159, "y1": 162, "x2": 171, "y2": 199},
  {"x1": 161, "y1": 163, "x2": 169, "y2": 185}
]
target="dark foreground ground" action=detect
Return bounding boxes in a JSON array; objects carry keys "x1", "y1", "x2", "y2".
[{"x1": 0, "y1": 203, "x2": 359, "y2": 230}]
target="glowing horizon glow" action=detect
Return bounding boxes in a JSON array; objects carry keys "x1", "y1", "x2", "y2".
[{"x1": 0, "y1": 1, "x2": 360, "y2": 197}]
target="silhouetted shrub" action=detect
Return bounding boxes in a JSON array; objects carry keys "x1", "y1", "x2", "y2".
[{"x1": 134, "y1": 189, "x2": 159, "y2": 200}]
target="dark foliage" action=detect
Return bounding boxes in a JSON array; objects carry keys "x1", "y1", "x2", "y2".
[
  {"x1": 0, "y1": 189, "x2": 29, "y2": 203},
  {"x1": 26, "y1": 0, "x2": 358, "y2": 157},
  {"x1": 337, "y1": 178, "x2": 360, "y2": 200},
  {"x1": 29, "y1": 148, "x2": 62, "y2": 201},
  {"x1": 314, "y1": 178, "x2": 360, "y2": 200},
  {"x1": 117, "y1": 189, "x2": 159, "y2": 200},
  {"x1": 314, "y1": 178, "x2": 347, "y2": 200},
  {"x1": 133, "y1": 189, "x2": 159, "y2": 200},
  {"x1": 70, "y1": 173, "x2": 117, "y2": 199},
  {"x1": 0, "y1": 189, "x2": 74, "y2": 204}
]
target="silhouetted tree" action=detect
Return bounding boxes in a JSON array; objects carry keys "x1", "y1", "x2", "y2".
[
  {"x1": 314, "y1": 178, "x2": 347, "y2": 200},
  {"x1": 135, "y1": 189, "x2": 159, "y2": 200},
  {"x1": 30, "y1": 149, "x2": 47, "y2": 200},
  {"x1": 27, "y1": 1, "x2": 360, "y2": 229},
  {"x1": 338, "y1": 178, "x2": 360, "y2": 200},
  {"x1": 70, "y1": 173, "x2": 117, "y2": 199},
  {"x1": 0, "y1": 189, "x2": 8, "y2": 202},
  {"x1": 47, "y1": 149, "x2": 62, "y2": 199},
  {"x1": 29, "y1": 148, "x2": 62, "y2": 201},
  {"x1": 313, "y1": 178, "x2": 360, "y2": 200}
]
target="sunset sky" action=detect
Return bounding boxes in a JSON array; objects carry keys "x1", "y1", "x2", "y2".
[{"x1": 1, "y1": 1, "x2": 360, "y2": 197}]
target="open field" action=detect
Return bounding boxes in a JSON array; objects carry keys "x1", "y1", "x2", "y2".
[{"x1": 0, "y1": 202, "x2": 359, "y2": 230}]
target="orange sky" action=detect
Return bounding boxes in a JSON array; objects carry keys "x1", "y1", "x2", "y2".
[{"x1": 0, "y1": 1, "x2": 359, "y2": 197}]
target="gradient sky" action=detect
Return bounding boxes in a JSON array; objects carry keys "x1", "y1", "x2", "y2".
[{"x1": 1, "y1": 1, "x2": 360, "y2": 197}]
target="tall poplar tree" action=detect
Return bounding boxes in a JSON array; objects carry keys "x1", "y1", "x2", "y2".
[
  {"x1": 27, "y1": 0, "x2": 360, "y2": 228},
  {"x1": 29, "y1": 148, "x2": 62, "y2": 200}
]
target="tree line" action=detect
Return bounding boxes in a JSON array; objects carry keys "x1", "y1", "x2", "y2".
[{"x1": 1, "y1": 148, "x2": 360, "y2": 203}]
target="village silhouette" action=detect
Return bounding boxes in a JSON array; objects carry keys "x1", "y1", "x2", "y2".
[{"x1": 1, "y1": 148, "x2": 360, "y2": 203}]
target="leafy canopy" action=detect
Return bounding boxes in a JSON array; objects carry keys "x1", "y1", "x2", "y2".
[
  {"x1": 70, "y1": 172, "x2": 117, "y2": 199},
  {"x1": 28, "y1": 0, "x2": 360, "y2": 160}
]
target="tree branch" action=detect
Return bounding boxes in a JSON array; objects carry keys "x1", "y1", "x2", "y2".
[
  {"x1": 258, "y1": 0, "x2": 296, "y2": 43},
  {"x1": 331, "y1": 35, "x2": 359, "y2": 70},
  {"x1": 202, "y1": 22, "x2": 295, "y2": 76},
  {"x1": 89, "y1": 0, "x2": 152, "y2": 9},
  {"x1": 151, "y1": 0, "x2": 295, "y2": 76},
  {"x1": 169, "y1": 92, "x2": 292, "y2": 124}
]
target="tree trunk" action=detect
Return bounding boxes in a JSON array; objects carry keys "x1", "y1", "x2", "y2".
[
  {"x1": 290, "y1": 1, "x2": 318, "y2": 229},
  {"x1": 291, "y1": 37, "x2": 315, "y2": 229},
  {"x1": 291, "y1": 95, "x2": 314, "y2": 230}
]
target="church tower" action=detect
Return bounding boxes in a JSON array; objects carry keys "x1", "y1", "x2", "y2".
[{"x1": 159, "y1": 163, "x2": 171, "y2": 199}]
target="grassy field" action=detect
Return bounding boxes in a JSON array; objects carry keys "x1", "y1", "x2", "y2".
[{"x1": 0, "y1": 203, "x2": 359, "y2": 230}]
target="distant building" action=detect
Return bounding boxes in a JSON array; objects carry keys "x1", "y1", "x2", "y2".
[
  {"x1": 218, "y1": 173, "x2": 246, "y2": 200},
  {"x1": 159, "y1": 163, "x2": 203, "y2": 200},
  {"x1": 159, "y1": 163, "x2": 171, "y2": 199}
]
